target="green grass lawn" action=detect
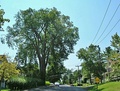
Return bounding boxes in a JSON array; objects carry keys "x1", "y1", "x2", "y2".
[
  {"x1": 98, "y1": 82, "x2": 120, "y2": 91},
  {"x1": 0, "y1": 89, "x2": 10, "y2": 91}
]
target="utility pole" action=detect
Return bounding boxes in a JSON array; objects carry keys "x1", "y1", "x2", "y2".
[
  {"x1": 95, "y1": 45, "x2": 102, "y2": 83},
  {"x1": 97, "y1": 45, "x2": 101, "y2": 61},
  {"x1": 94, "y1": 45, "x2": 101, "y2": 62},
  {"x1": 97, "y1": 45, "x2": 101, "y2": 71},
  {"x1": 76, "y1": 65, "x2": 80, "y2": 84}
]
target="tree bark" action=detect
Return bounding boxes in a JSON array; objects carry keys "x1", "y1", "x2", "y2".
[
  {"x1": 39, "y1": 59, "x2": 46, "y2": 85},
  {"x1": 36, "y1": 46, "x2": 46, "y2": 86}
]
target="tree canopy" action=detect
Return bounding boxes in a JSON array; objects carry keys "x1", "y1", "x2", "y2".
[
  {"x1": 6, "y1": 7, "x2": 79, "y2": 85},
  {"x1": 109, "y1": 33, "x2": 120, "y2": 77}
]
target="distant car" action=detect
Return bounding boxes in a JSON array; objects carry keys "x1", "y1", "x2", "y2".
[{"x1": 54, "y1": 82, "x2": 60, "y2": 86}]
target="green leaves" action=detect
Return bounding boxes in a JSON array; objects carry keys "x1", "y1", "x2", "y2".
[
  {"x1": 111, "y1": 33, "x2": 120, "y2": 50},
  {"x1": 104, "y1": 33, "x2": 120, "y2": 77},
  {"x1": 0, "y1": 7, "x2": 10, "y2": 30},
  {"x1": 0, "y1": 61, "x2": 20, "y2": 80}
]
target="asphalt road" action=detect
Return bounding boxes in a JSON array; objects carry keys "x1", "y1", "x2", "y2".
[{"x1": 24, "y1": 85, "x2": 88, "y2": 91}]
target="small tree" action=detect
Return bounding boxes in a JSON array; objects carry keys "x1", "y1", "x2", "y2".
[
  {"x1": 0, "y1": 58, "x2": 19, "y2": 88},
  {"x1": 0, "y1": 61, "x2": 20, "y2": 81}
]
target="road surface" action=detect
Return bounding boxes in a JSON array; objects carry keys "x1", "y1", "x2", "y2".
[{"x1": 24, "y1": 85, "x2": 88, "y2": 91}]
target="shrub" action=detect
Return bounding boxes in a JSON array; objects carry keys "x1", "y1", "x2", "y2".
[
  {"x1": 7, "y1": 76, "x2": 26, "y2": 90},
  {"x1": 45, "y1": 81, "x2": 50, "y2": 86},
  {"x1": 7, "y1": 76, "x2": 42, "y2": 90},
  {"x1": 73, "y1": 83, "x2": 77, "y2": 86}
]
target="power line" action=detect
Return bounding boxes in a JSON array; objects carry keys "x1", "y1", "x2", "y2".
[
  {"x1": 98, "y1": 18, "x2": 120, "y2": 44},
  {"x1": 91, "y1": 0, "x2": 111, "y2": 44},
  {"x1": 95, "y1": 3, "x2": 120, "y2": 44}
]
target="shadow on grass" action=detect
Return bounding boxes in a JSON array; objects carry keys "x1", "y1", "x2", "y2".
[
  {"x1": 98, "y1": 88, "x2": 104, "y2": 91},
  {"x1": 83, "y1": 86, "x2": 94, "y2": 91},
  {"x1": 83, "y1": 85, "x2": 105, "y2": 91},
  {"x1": 88, "y1": 87, "x2": 105, "y2": 91}
]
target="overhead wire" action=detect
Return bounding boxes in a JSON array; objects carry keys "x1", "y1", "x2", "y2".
[
  {"x1": 91, "y1": 0, "x2": 111, "y2": 44},
  {"x1": 98, "y1": 18, "x2": 120, "y2": 44},
  {"x1": 95, "y1": 3, "x2": 120, "y2": 44}
]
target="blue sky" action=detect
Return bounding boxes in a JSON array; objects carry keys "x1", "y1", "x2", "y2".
[{"x1": 0, "y1": 0, "x2": 120, "y2": 70}]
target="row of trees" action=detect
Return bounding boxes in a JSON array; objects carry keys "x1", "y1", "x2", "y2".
[{"x1": 77, "y1": 33, "x2": 120, "y2": 84}]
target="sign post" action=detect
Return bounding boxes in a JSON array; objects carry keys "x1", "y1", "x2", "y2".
[{"x1": 95, "y1": 77, "x2": 100, "y2": 90}]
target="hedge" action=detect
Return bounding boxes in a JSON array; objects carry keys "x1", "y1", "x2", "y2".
[{"x1": 7, "y1": 76, "x2": 42, "y2": 90}]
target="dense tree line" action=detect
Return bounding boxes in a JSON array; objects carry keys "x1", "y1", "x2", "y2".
[{"x1": 77, "y1": 33, "x2": 120, "y2": 83}]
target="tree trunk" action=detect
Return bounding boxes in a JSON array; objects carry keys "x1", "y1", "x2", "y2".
[
  {"x1": 101, "y1": 79, "x2": 102, "y2": 83},
  {"x1": 36, "y1": 46, "x2": 46, "y2": 86},
  {"x1": 90, "y1": 74, "x2": 92, "y2": 85},
  {"x1": 39, "y1": 59, "x2": 46, "y2": 86}
]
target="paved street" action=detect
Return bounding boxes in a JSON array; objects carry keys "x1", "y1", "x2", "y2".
[{"x1": 24, "y1": 85, "x2": 88, "y2": 91}]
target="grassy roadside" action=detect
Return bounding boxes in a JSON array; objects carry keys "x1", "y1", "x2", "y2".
[
  {"x1": 89, "y1": 82, "x2": 120, "y2": 91},
  {"x1": 0, "y1": 89, "x2": 10, "y2": 91},
  {"x1": 98, "y1": 82, "x2": 120, "y2": 91}
]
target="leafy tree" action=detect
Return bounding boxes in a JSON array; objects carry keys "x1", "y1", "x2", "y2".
[
  {"x1": 102, "y1": 33, "x2": 120, "y2": 80},
  {"x1": 111, "y1": 33, "x2": 120, "y2": 50},
  {"x1": 110, "y1": 51, "x2": 120, "y2": 76},
  {"x1": 72, "y1": 69, "x2": 82, "y2": 84},
  {"x1": 0, "y1": 55, "x2": 19, "y2": 82},
  {"x1": 0, "y1": 6, "x2": 10, "y2": 44},
  {"x1": 104, "y1": 46, "x2": 113, "y2": 59},
  {"x1": 61, "y1": 69, "x2": 75, "y2": 84},
  {"x1": 0, "y1": 61, "x2": 19, "y2": 80},
  {"x1": 77, "y1": 45, "x2": 95, "y2": 84},
  {"x1": 103, "y1": 46, "x2": 113, "y2": 79},
  {"x1": 62, "y1": 74, "x2": 68, "y2": 84},
  {"x1": 0, "y1": 6, "x2": 9, "y2": 31},
  {"x1": 109, "y1": 33, "x2": 120, "y2": 77},
  {"x1": 72, "y1": 70, "x2": 79, "y2": 83},
  {"x1": 69, "y1": 73, "x2": 74, "y2": 84},
  {"x1": 6, "y1": 8, "x2": 79, "y2": 85},
  {"x1": 77, "y1": 44, "x2": 106, "y2": 84}
]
